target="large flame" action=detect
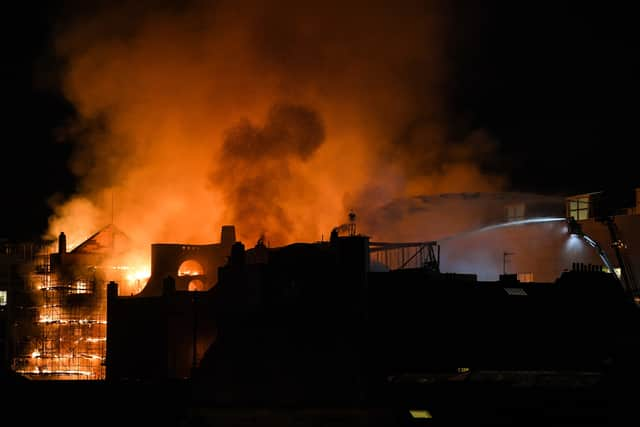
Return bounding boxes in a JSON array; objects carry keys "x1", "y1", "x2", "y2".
[{"x1": 46, "y1": 1, "x2": 505, "y2": 270}]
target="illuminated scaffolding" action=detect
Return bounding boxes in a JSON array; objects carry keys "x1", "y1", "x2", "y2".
[{"x1": 12, "y1": 250, "x2": 107, "y2": 379}]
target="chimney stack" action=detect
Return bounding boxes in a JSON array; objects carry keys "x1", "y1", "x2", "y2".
[
  {"x1": 220, "y1": 225, "x2": 236, "y2": 249},
  {"x1": 58, "y1": 232, "x2": 67, "y2": 254}
]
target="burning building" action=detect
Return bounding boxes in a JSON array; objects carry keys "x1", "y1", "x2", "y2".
[
  {"x1": 102, "y1": 220, "x2": 640, "y2": 421},
  {"x1": 102, "y1": 187, "x2": 640, "y2": 384},
  {"x1": 5, "y1": 187, "x2": 640, "y2": 425},
  {"x1": 9, "y1": 185, "x2": 640, "y2": 387},
  {"x1": 9, "y1": 224, "x2": 130, "y2": 379},
  {"x1": 9, "y1": 223, "x2": 237, "y2": 380},
  {"x1": 138, "y1": 225, "x2": 237, "y2": 296}
]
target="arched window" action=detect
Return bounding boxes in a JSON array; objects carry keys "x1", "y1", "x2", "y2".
[
  {"x1": 178, "y1": 259, "x2": 204, "y2": 276},
  {"x1": 188, "y1": 279, "x2": 205, "y2": 291}
]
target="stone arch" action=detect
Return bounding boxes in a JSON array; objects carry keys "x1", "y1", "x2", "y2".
[{"x1": 142, "y1": 228, "x2": 236, "y2": 296}]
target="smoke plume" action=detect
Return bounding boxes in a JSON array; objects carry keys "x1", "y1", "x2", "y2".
[
  {"x1": 47, "y1": 0, "x2": 505, "y2": 254},
  {"x1": 213, "y1": 104, "x2": 325, "y2": 244}
]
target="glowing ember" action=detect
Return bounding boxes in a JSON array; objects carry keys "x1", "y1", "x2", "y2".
[
  {"x1": 179, "y1": 270, "x2": 201, "y2": 277},
  {"x1": 124, "y1": 265, "x2": 151, "y2": 293}
]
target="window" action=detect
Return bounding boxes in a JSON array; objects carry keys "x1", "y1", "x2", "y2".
[
  {"x1": 506, "y1": 203, "x2": 525, "y2": 222},
  {"x1": 409, "y1": 410, "x2": 432, "y2": 419},
  {"x1": 178, "y1": 259, "x2": 204, "y2": 277},
  {"x1": 0, "y1": 290, "x2": 7, "y2": 306},
  {"x1": 568, "y1": 196, "x2": 590, "y2": 220},
  {"x1": 188, "y1": 279, "x2": 205, "y2": 291},
  {"x1": 517, "y1": 272, "x2": 534, "y2": 283}
]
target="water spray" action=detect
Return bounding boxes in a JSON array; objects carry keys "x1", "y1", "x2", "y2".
[{"x1": 440, "y1": 217, "x2": 566, "y2": 242}]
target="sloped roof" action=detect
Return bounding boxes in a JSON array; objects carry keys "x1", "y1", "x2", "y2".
[{"x1": 70, "y1": 223, "x2": 130, "y2": 255}]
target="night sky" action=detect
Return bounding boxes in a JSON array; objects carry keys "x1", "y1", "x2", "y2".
[{"x1": 2, "y1": 1, "x2": 639, "y2": 241}]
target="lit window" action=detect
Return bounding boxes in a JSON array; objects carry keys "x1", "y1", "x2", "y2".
[
  {"x1": 603, "y1": 266, "x2": 621, "y2": 278},
  {"x1": 178, "y1": 259, "x2": 204, "y2": 277},
  {"x1": 0, "y1": 290, "x2": 7, "y2": 306},
  {"x1": 517, "y1": 272, "x2": 534, "y2": 283},
  {"x1": 409, "y1": 410, "x2": 432, "y2": 419},
  {"x1": 568, "y1": 196, "x2": 590, "y2": 221},
  {"x1": 188, "y1": 279, "x2": 205, "y2": 291}
]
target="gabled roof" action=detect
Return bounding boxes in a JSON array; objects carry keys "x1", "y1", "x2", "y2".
[{"x1": 70, "y1": 223, "x2": 130, "y2": 255}]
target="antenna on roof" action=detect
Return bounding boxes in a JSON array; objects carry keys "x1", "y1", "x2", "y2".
[{"x1": 111, "y1": 189, "x2": 114, "y2": 226}]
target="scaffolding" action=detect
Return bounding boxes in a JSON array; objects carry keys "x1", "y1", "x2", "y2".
[
  {"x1": 369, "y1": 241, "x2": 440, "y2": 272},
  {"x1": 12, "y1": 250, "x2": 107, "y2": 380}
]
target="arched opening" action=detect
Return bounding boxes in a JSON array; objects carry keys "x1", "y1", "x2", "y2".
[
  {"x1": 188, "y1": 279, "x2": 205, "y2": 291},
  {"x1": 178, "y1": 259, "x2": 204, "y2": 277}
]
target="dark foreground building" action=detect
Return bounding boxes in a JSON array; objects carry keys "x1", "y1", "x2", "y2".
[{"x1": 78, "y1": 230, "x2": 640, "y2": 426}]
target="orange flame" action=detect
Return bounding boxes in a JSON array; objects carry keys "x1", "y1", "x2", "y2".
[{"x1": 47, "y1": 1, "x2": 505, "y2": 269}]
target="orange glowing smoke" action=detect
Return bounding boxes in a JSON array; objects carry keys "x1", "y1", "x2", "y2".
[{"x1": 46, "y1": 1, "x2": 505, "y2": 267}]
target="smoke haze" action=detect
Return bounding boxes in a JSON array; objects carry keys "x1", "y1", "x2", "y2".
[{"x1": 47, "y1": 0, "x2": 505, "y2": 253}]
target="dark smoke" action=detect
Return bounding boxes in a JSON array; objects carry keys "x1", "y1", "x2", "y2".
[
  {"x1": 212, "y1": 104, "x2": 325, "y2": 244},
  {"x1": 48, "y1": 0, "x2": 506, "y2": 252}
]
